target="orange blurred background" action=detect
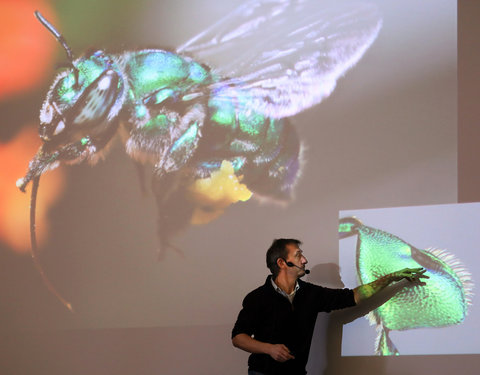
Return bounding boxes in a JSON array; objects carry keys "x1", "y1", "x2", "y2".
[{"x1": 0, "y1": 0, "x2": 64, "y2": 253}]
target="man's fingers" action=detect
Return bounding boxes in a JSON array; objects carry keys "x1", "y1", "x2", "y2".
[
  {"x1": 402, "y1": 268, "x2": 430, "y2": 282},
  {"x1": 285, "y1": 352, "x2": 295, "y2": 360},
  {"x1": 270, "y1": 344, "x2": 295, "y2": 362},
  {"x1": 279, "y1": 345, "x2": 295, "y2": 360},
  {"x1": 277, "y1": 353, "x2": 294, "y2": 362},
  {"x1": 280, "y1": 353, "x2": 295, "y2": 361},
  {"x1": 403, "y1": 268, "x2": 430, "y2": 279}
]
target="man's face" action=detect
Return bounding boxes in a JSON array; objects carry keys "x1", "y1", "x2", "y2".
[{"x1": 285, "y1": 243, "x2": 308, "y2": 277}]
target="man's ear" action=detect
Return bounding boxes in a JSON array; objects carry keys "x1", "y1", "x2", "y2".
[{"x1": 277, "y1": 258, "x2": 286, "y2": 269}]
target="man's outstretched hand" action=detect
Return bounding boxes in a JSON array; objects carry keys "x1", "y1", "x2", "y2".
[{"x1": 390, "y1": 267, "x2": 429, "y2": 282}]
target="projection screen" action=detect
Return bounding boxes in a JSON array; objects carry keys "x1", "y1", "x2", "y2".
[{"x1": 0, "y1": 0, "x2": 477, "y2": 374}]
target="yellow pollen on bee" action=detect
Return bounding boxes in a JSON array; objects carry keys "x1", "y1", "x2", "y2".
[{"x1": 188, "y1": 160, "x2": 252, "y2": 225}]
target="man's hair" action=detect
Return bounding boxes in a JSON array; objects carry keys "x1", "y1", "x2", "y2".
[{"x1": 266, "y1": 238, "x2": 302, "y2": 278}]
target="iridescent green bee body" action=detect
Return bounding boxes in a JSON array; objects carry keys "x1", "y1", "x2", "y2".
[
  {"x1": 19, "y1": 3, "x2": 381, "y2": 309},
  {"x1": 21, "y1": 1, "x2": 383, "y2": 250},
  {"x1": 19, "y1": 42, "x2": 300, "y2": 252},
  {"x1": 340, "y1": 217, "x2": 474, "y2": 355}
]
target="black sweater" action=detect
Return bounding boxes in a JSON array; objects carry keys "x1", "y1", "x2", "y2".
[{"x1": 232, "y1": 276, "x2": 355, "y2": 375}]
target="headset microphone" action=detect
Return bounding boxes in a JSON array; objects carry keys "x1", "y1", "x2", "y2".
[{"x1": 285, "y1": 261, "x2": 310, "y2": 274}]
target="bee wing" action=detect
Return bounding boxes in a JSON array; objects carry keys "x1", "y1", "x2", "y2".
[{"x1": 177, "y1": 0, "x2": 381, "y2": 119}]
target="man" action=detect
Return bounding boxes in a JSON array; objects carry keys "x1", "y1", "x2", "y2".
[{"x1": 232, "y1": 238, "x2": 427, "y2": 375}]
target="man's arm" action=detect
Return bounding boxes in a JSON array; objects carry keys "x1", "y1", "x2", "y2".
[
  {"x1": 232, "y1": 333, "x2": 295, "y2": 362},
  {"x1": 353, "y1": 267, "x2": 428, "y2": 304}
]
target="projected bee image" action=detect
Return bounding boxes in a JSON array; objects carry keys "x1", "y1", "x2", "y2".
[
  {"x1": 17, "y1": 0, "x2": 381, "y2": 309},
  {"x1": 339, "y1": 217, "x2": 474, "y2": 356}
]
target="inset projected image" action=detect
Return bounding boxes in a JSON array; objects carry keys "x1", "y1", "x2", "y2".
[{"x1": 339, "y1": 203, "x2": 477, "y2": 356}]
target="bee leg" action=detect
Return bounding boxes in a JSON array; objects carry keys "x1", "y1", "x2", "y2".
[
  {"x1": 127, "y1": 104, "x2": 206, "y2": 257},
  {"x1": 125, "y1": 103, "x2": 205, "y2": 167},
  {"x1": 158, "y1": 238, "x2": 185, "y2": 261},
  {"x1": 376, "y1": 324, "x2": 399, "y2": 356},
  {"x1": 151, "y1": 170, "x2": 194, "y2": 260},
  {"x1": 132, "y1": 160, "x2": 148, "y2": 196},
  {"x1": 339, "y1": 217, "x2": 363, "y2": 239},
  {"x1": 243, "y1": 119, "x2": 302, "y2": 202}
]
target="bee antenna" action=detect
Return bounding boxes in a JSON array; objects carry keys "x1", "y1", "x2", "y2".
[{"x1": 34, "y1": 11, "x2": 76, "y2": 65}]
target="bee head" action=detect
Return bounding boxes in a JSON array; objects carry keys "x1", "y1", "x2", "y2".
[
  {"x1": 39, "y1": 50, "x2": 124, "y2": 148},
  {"x1": 35, "y1": 11, "x2": 125, "y2": 154}
]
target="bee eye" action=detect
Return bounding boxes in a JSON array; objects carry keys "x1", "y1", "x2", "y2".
[
  {"x1": 73, "y1": 70, "x2": 120, "y2": 125},
  {"x1": 40, "y1": 104, "x2": 54, "y2": 124}
]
